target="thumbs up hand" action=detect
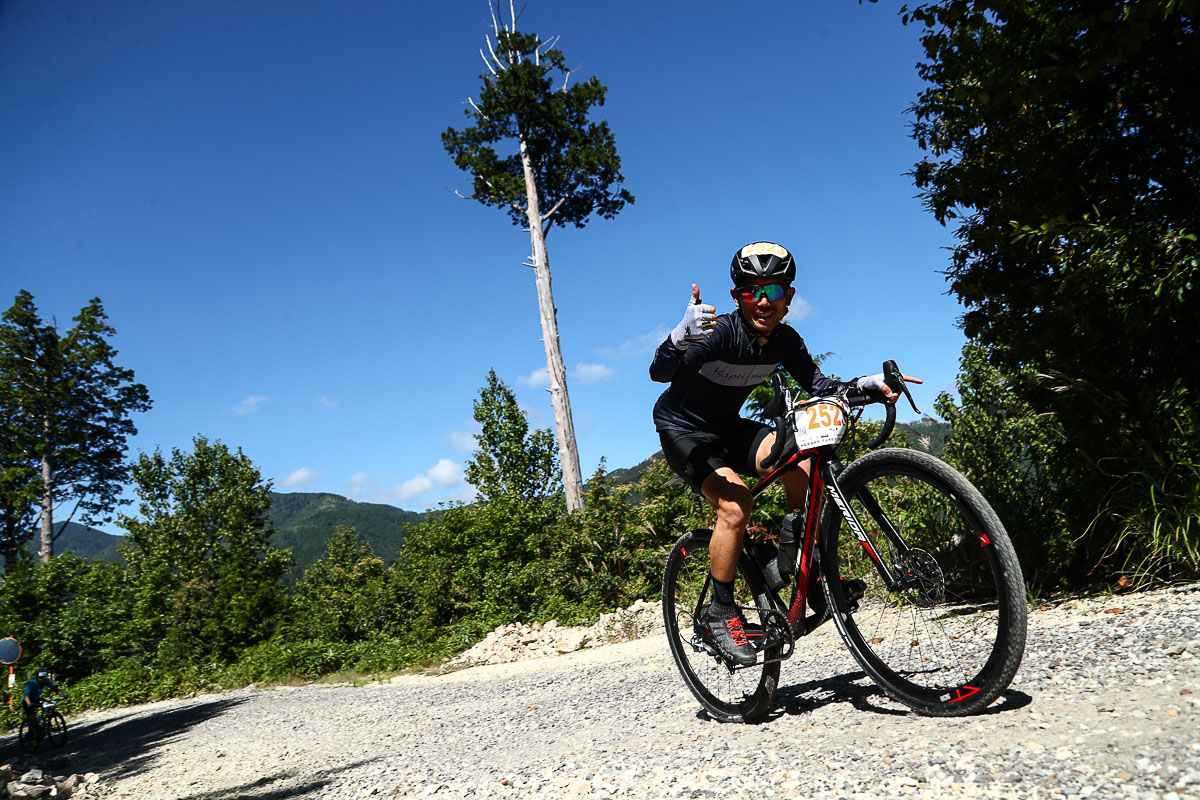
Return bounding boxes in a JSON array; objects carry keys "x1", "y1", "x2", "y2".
[{"x1": 669, "y1": 284, "x2": 717, "y2": 349}]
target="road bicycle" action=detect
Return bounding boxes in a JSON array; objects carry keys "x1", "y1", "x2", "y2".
[
  {"x1": 662, "y1": 361, "x2": 1027, "y2": 722},
  {"x1": 18, "y1": 699, "x2": 67, "y2": 752}
]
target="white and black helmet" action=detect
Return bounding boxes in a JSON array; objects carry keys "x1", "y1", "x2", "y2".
[{"x1": 730, "y1": 241, "x2": 796, "y2": 285}]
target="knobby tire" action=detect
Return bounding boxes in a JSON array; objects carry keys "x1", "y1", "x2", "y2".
[
  {"x1": 662, "y1": 529, "x2": 781, "y2": 722},
  {"x1": 821, "y1": 448, "x2": 1027, "y2": 716},
  {"x1": 46, "y1": 711, "x2": 67, "y2": 747},
  {"x1": 17, "y1": 719, "x2": 38, "y2": 753}
]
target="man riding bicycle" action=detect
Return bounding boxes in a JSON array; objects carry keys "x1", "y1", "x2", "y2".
[
  {"x1": 23, "y1": 669, "x2": 64, "y2": 730},
  {"x1": 650, "y1": 241, "x2": 920, "y2": 666}
]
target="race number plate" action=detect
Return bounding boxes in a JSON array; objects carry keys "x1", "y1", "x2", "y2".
[{"x1": 791, "y1": 397, "x2": 849, "y2": 450}]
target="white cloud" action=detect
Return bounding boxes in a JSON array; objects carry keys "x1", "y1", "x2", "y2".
[
  {"x1": 519, "y1": 363, "x2": 615, "y2": 388},
  {"x1": 232, "y1": 395, "x2": 269, "y2": 415},
  {"x1": 443, "y1": 430, "x2": 477, "y2": 451},
  {"x1": 315, "y1": 394, "x2": 338, "y2": 409},
  {"x1": 396, "y1": 475, "x2": 434, "y2": 500},
  {"x1": 785, "y1": 295, "x2": 812, "y2": 324},
  {"x1": 518, "y1": 367, "x2": 549, "y2": 388},
  {"x1": 347, "y1": 471, "x2": 375, "y2": 499},
  {"x1": 281, "y1": 467, "x2": 320, "y2": 488},
  {"x1": 598, "y1": 326, "x2": 670, "y2": 359},
  {"x1": 444, "y1": 485, "x2": 480, "y2": 503},
  {"x1": 357, "y1": 459, "x2": 467, "y2": 504},
  {"x1": 573, "y1": 363, "x2": 615, "y2": 384},
  {"x1": 427, "y1": 458, "x2": 463, "y2": 487}
]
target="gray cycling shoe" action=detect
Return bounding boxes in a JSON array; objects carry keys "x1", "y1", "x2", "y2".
[{"x1": 698, "y1": 603, "x2": 757, "y2": 667}]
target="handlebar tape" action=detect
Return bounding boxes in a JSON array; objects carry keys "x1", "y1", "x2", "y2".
[
  {"x1": 760, "y1": 372, "x2": 789, "y2": 470},
  {"x1": 865, "y1": 402, "x2": 897, "y2": 449}
]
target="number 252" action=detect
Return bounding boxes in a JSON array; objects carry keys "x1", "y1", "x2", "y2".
[{"x1": 807, "y1": 404, "x2": 842, "y2": 430}]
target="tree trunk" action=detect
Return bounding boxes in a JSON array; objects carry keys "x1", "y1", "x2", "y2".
[
  {"x1": 39, "y1": 448, "x2": 53, "y2": 564},
  {"x1": 519, "y1": 136, "x2": 584, "y2": 512}
]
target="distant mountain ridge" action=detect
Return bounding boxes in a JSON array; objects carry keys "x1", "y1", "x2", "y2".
[
  {"x1": 27, "y1": 426, "x2": 952, "y2": 572},
  {"x1": 28, "y1": 491, "x2": 428, "y2": 576},
  {"x1": 31, "y1": 523, "x2": 126, "y2": 563},
  {"x1": 267, "y1": 491, "x2": 425, "y2": 570}
]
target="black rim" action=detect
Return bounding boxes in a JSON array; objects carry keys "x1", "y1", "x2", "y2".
[
  {"x1": 18, "y1": 720, "x2": 38, "y2": 752},
  {"x1": 827, "y1": 458, "x2": 1019, "y2": 710},
  {"x1": 48, "y1": 713, "x2": 67, "y2": 747},
  {"x1": 664, "y1": 531, "x2": 778, "y2": 720}
]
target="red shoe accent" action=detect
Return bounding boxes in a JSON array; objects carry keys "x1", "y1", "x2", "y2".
[{"x1": 726, "y1": 617, "x2": 750, "y2": 647}]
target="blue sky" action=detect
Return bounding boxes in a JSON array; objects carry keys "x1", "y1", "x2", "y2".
[{"x1": 1, "y1": 1, "x2": 964, "y2": 521}]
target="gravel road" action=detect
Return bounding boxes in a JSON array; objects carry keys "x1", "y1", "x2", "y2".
[{"x1": 14, "y1": 584, "x2": 1199, "y2": 800}]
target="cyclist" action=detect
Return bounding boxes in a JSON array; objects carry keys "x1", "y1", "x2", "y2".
[
  {"x1": 650, "y1": 241, "x2": 921, "y2": 665},
  {"x1": 22, "y1": 669, "x2": 64, "y2": 734}
]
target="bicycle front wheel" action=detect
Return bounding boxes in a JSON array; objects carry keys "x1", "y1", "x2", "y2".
[
  {"x1": 46, "y1": 711, "x2": 67, "y2": 747},
  {"x1": 821, "y1": 448, "x2": 1027, "y2": 716},
  {"x1": 662, "y1": 528, "x2": 781, "y2": 723}
]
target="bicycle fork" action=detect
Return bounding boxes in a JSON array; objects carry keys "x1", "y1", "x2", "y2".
[{"x1": 818, "y1": 460, "x2": 933, "y2": 597}]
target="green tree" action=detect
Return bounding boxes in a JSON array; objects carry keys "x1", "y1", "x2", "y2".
[
  {"x1": 0, "y1": 407, "x2": 39, "y2": 565},
  {"x1": 0, "y1": 553, "x2": 133, "y2": 682},
  {"x1": 466, "y1": 370, "x2": 561, "y2": 503},
  {"x1": 289, "y1": 525, "x2": 396, "y2": 643},
  {"x1": 635, "y1": 457, "x2": 712, "y2": 546},
  {"x1": 549, "y1": 461, "x2": 667, "y2": 610},
  {"x1": 0, "y1": 291, "x2": 151, "y2": 563},
  {"x1": 904, "y1": 0, "x2": 1200, "y2": 579},
  {"x1": 442, "y1": 2, "x2": 634, "y2": 512},
  {"x1": 119, "y1": 436, "x2": 291, "y2": 666},
  {"x1": 392, "y1": 372, "x2": 563, "y2": 647}
]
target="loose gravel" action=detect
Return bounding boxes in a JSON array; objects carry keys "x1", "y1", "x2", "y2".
[{"x1": 13, "y1": 584, "x2": 1199, "y2": 800}]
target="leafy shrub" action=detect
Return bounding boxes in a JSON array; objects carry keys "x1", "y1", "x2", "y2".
[{"x1": 935, "y1": 342, "x2": 1073, "y2": 589}]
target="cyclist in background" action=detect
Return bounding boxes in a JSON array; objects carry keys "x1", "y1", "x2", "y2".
[
  {"x1": 650, "y1": 241, "x2": 920, "y2": 666},
  {"x1": 22, "y1": 669, "x2": 64, "y2": 731}
]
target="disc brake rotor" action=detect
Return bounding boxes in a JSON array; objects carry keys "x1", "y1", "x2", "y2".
[{"x1": 897, "y1": 548, "x2": 944, "y2": 606}]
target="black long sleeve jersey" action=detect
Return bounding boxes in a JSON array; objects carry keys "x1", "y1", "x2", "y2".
[{"x1": 650, "y1": 311, "x2": 847, "y2": 434}]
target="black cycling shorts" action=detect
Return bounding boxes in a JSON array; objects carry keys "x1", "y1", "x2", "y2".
[{"x1": 659, "y1": 418, "x2": 772, "y2": 495}]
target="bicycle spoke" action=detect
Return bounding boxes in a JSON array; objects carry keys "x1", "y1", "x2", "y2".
[
  {"x1": 823, "y1": 449, "x2": 1026, "y2": 715},
  {"x1": 663, "y1": 530, "x2": 780, "y2": 722}
]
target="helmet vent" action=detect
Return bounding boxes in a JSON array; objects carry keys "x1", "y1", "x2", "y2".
[{"x1": 730, "y1": 241, "x2": 796, "y2": 285}]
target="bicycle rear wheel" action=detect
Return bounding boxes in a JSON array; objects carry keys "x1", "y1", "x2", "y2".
[
  {"x1": 821, "y1": 448, "x2": 1027, "y2": 716},
  {"x1": 46, "y1": 711, "x2": 67, "y2": 747},
  {"x1": 662, "y1": 529, "x2": 781, "y2": 722},
  {"x1": 17, "y1": 719, "x2": 39, "y2": 753}
]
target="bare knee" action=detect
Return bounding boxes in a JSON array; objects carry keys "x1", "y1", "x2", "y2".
[
  {"x1": 714, "y1": 487, "x2": 753, "y2": 530},
  {"x1": 702, "y1": 470, "x2": 754, "y2": 532}
]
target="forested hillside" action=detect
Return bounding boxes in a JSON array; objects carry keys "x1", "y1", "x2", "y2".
[
  {"x1": 19, "y1": 494, "x2": 429, "y2": 576},
  {"x1": 25, "y1": 523, "x2": 125, "y2": 564},
  {"x1": 268, "y1": 492, "x2": 426, "y2": 571}
]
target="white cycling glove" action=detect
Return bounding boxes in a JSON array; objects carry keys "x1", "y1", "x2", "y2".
[
  {"x1": 669, "y1": 295, "x2": 717, "y2": 349},
  {"x1": 855, "y1": 373, "x2": 886, "y2": 392}
]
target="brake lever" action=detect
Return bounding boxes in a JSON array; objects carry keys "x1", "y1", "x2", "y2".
[{"x1": 882, "y1": 359, "x2": 921, "y2": 415}]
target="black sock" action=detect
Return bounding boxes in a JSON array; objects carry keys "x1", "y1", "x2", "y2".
[{"x1": 711, "y1": 576, "x2": 736, "y2": 608}]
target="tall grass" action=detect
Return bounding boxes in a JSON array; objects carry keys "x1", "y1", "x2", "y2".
[
  {"x1": 1096, "y1": 457, "x2": 1200, "y2": 587},
  {"x1": 1091, "y1": 391, "x2": 1200, "y2": 587}
]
